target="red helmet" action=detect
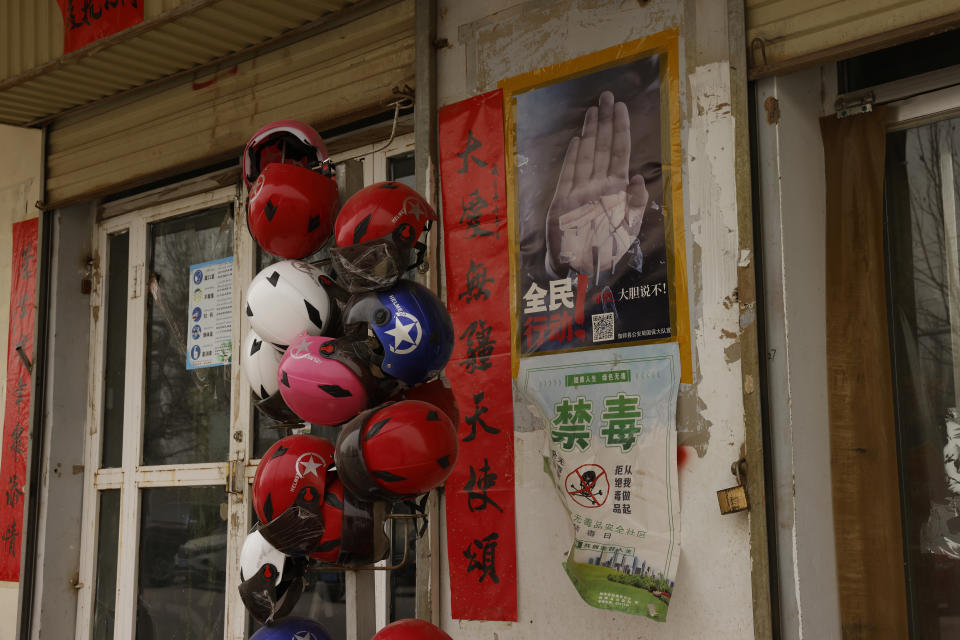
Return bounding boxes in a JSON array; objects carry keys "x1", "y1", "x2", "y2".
[
  {"x1": 330, "y1": 182, "x2": 436, "y2": 292},
  {"x1": 388, "y1": 379, "x2": 460, "y2": 427},
  {"x1": 334, "y1": 400, "x2": 458, "y2": 501},
  {"x1": 247, "y1": 163, "x2": 339, "y2": 259},
  {"x1": 372, "y1": 619, "x2": 453, "y2": 640},
  {"x1": 311, "y1": 472, "x2": 388, "y2": 567},
  {"x1": 311, "y1": 472, "x2": 344, "y2": 564},
  {"x1": 253, "y1": 435, "x2": 334, "y2": 554},
  {"x1": 242, "y1": 119, "x2": 330, "y2": 190}
]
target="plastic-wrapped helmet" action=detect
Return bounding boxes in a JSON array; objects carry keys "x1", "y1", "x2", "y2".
[
  {"x1": 343, "y1": 280, "x2": 453, "y2": 386},
  {"x1": 247, "y1": 163, "x2": 338, "y2": 259},
  {"x1": 372, "y1": 619, "x2": 453, "y2": 640},
  {"x1": 238, "y1": 528, "x2": 305, "y2": 625},
  {"x1": 242, "y1": 119, "x2": 330, "y2": 191},
  {"x1": 243, "y1": 329, "x2": 285, "y2": 401},
  {"x1": 330, "y1": 182, "x2": 436, "y2": 292},
  {"x1": 277, "y1": 335, "x2": 371, "y2": 426},
  {"x1": 246, "y1": 261, "x2": 333, "y2": 347},
  {"x1": 335, "y1": 400, "x2": 458, "y2": 501},
  {"x1": 249, "y1": 617, "x2": 333, "y2": 640},
  {"x1": 253, "y1": 435, "x2": 334, "y2": 554}
]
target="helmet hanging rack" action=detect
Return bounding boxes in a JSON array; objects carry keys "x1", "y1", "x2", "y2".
[{"x1": 304, "y1": 511, "x2": 427, "y2": 573}]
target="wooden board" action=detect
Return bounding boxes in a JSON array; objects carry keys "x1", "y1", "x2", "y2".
[{"x1": 821, "y1": 107, "x2": 908, "y2": 639}]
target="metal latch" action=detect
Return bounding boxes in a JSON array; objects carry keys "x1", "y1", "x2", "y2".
[
  {"x1": 225, "y1": 456, "x2": 245, "y2": 495},
  {"x1": 835, "y1": 90, "x2": 875, "y2": 119}
]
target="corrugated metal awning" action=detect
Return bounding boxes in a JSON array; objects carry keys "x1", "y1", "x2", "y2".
[{"x1": 0, "y1": 0, "x2": 373, "y2": 126}]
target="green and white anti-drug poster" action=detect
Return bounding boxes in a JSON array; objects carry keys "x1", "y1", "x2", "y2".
[{"x1": 516, "y1": 342, "x2": 680, "y2": 621}]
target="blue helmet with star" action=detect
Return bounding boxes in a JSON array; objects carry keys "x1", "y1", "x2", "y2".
[
  {"x1": 343, "y1": 280, "x2": 453, "y2": 386},
  {"x1": 249, "y1": 616, "x2": 332, "y2": 640}
]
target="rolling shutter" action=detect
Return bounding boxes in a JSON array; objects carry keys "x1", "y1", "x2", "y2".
[
  {"x1": 45, "y1": 0, "x2": 414, "y2": 208},
  {"x1": 747, "y1": 0, "x2": 960, "y2": 79}
]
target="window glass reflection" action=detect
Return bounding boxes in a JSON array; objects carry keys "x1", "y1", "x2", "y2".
[
  {"x1": 885, "y1": 118, "x2": 960, "y2": 639},
  {"x1": 137, "y1": 486, "x2": 227, "y2": 639},
  {"x1": 143, "y1": 206, "x2": 232, "y2": 466}
]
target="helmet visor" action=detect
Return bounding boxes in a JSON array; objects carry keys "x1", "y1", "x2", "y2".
[
  {"x1": 257, "y1": 485, "x2": 326, "y2": 556},
  {"x1": 334, "y1": 407, "x2": 405, "y2": 502},
  {"x1": 255, "y1": 391, "x2": 303, "y2": 424},
  {"x1": 238, "y1": 569, "x2": 305, "y2": 625},
  {"x1": 329, "y1": 219, "x2": 428, "y2": 294}
]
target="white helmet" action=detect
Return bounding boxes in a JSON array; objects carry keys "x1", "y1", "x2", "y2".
[
  {"x1": 239, "y1": 528, "x2": 305, "y2": 624},
  {"x1": 242, "y1": 329, "x2": 285, "y2": 401},
  {"x1": 246, "y1": 260, "x2": 332, "y2": 347},
  {"x1": 240, "y1": 529, "x2": 286, "y2": 585}
]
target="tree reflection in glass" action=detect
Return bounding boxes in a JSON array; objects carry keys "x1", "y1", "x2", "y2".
[{"x1": 143, "y1": 206, "x2": 233, "y2": 466}]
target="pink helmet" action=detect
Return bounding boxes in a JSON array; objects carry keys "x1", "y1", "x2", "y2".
[{"x1": 277, "y1": 334, "x2": 370, "y2": 426}]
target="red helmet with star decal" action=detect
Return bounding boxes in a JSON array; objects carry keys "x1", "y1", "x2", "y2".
[
  {"x1": 330, "y1": 182, "x2": 436, "y2": 292},
  {"x1": 372, "y1": 619, "x2": 453, "y2": 640},
  {"x1": 334, "y1": 400, "x2": 458, "y2": 501},
  {"x1": 253, "y1": 435, "x2": 334, "y2": 555},
  {"x1": 247, "y1": 162, "x2": 339, "y2": 259}
]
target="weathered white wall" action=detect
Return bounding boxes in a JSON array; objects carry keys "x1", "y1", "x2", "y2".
[
  {"x1": 436, "y1": 1, "x2": 756, "y2": 637},
  {"x1": 755, "y1": 68, "x2": 842, "y2": 640},
  {"x1": 0, "y1": 123, "x2": 42, "y2": 639}
]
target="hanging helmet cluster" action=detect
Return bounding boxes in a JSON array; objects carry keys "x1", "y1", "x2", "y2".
[{"x1": 238, "y1": 122, "x2": 459, "y2": 631}]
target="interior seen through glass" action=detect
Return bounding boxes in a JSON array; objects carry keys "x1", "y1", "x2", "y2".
[
  {"x1": 885, "y1": 116, "x2": 960, "y2": 639},
  {"x1": 137, "y1": 485, "x2": 227, "y2": 639},
  {"x1": 143, "y1": 206, "x2": 233, "y2": 466}
]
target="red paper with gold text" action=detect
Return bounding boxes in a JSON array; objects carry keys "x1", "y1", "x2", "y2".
[
  {"x1": 56, "y1": 0, "x2": 144, "y2": 53},
  {"x1": 440, "y1": 90, "x2": 518, "y2": 621},
  {"x1": 0, "y1": 219, "x2": 38, "y2": 581}
]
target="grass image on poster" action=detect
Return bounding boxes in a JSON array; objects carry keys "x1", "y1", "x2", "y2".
[{"x1": 501, "y1": 29, "x2": 690, "y2": 382}]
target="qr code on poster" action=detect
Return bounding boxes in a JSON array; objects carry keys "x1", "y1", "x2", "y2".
[{"x1": 592, "y1": 312, "x2": 615, "y2": 342}]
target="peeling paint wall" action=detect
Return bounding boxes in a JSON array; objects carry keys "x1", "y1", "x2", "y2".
[
  {"x1": 437, "y1": 0, "x2": 756, "y2": 637},
  {"x1": 0, "y1": 123, "x2": 42, "y2": 640}
]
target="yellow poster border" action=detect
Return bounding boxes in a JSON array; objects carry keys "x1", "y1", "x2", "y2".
[{"x1": 499, "y1": 29, "x2": 690, "y2": 383}]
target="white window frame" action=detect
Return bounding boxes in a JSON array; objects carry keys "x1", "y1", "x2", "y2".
[{"x1": 74, "y1": 133, "x2": 423, "y2": 640}]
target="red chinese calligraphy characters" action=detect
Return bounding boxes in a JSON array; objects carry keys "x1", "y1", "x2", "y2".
[
  {"x1": 439, "y1": 90, "x2": 518, "y2": 621},
  {"x1": 0, "y1": 219, "x2": 38, "y2": 581}
]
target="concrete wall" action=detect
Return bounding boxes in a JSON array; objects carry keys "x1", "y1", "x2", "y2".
[
  {"x1": 436, "y1": 1, "x2": 757, "y2": 637},
  {"x1": 0, "y1": 124, "x2": 42, "y2": 639}
]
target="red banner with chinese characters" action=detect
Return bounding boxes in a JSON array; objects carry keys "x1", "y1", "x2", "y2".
[
  {"x1": 56, "y1": 0, "x2": 144, "y2": 54},
  {"x1": 439, "y1": 90, "x2": 518, "y2": 621},
  {"x1": 0, "y1": 219, "x2": 38, "y2": 581}
]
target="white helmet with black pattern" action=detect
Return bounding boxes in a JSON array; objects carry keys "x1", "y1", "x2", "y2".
[{"x1": 246, "y1": 260, "x2": 332, "y2": 347}]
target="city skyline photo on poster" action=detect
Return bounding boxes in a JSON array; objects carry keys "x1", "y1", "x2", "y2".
[{"x1": 502, "y1": 31, "x2": 689, "y2": 377}]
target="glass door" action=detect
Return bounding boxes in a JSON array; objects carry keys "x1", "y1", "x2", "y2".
[
  {"x1": 885, "y1": 104, "x2": 960, "y2": 638},
  {"x1": 75, "y1": 187, "x2": 248, "y2": 640}
]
